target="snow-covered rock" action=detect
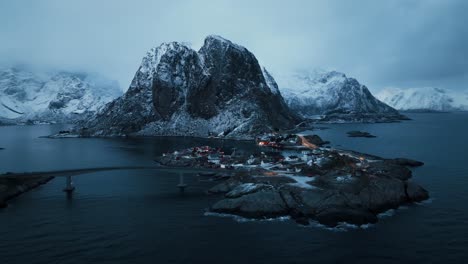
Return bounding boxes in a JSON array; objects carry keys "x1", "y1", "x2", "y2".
[
  {"x1": 0, "y1": 68, "x2": 122, "y2": 124},
  {"x1": 81, "y1": 35, "x2": 300, "y2": 138},
  {"x1": 276, "y1": 70, "x2": 406, "y2": 122},
  {"x1": 377, "y1": 87, "x2": 468, "y2": 112}
]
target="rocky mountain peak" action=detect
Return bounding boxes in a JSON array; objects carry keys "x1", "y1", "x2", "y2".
[
  {"x1": 82, "y1": 35, "x2": 300, "y2": 138},
  {"x1": 202, "y1": 35, "x2": 247, "y2": 53}
]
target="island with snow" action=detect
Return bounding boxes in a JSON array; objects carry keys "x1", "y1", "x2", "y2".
[{"x1": 155, "y1": 133, "x2": 429, "y2": 227}]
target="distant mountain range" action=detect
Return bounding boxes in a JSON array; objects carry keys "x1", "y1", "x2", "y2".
[
  {"x1": 79, "y1": 36, "x2": 409, "y2": 138},
  {"x1": 0, "y1": 68, "x2": 122, "y2": 124},
  {"x1": 2, "y1": 36, "x2": 414, "y2": 138},
  {"x1": 377, "y1": 87, "x2": 468, "y2": 112},
  {"x1": 276, "y1": 70, "x2": 406, "y2": 122}
]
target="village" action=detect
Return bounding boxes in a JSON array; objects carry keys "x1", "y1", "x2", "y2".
[
  {"x1": 155, "y1": 133, "x2": 370, "y2": 180},
  {"x1": 154, "y1": 133, "x2": 428, "y2": 227}
]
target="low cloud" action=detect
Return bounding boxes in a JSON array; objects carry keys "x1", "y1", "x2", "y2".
[{"x1": 1, "y1": 0, "x2": 466, "y2": 92}]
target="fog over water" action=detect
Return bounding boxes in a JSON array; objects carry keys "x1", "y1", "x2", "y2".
[{"x1": 1, "y1": 0, "x2": 467, "y2": 92}]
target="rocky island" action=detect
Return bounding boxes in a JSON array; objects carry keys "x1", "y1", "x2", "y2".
[
  {"x1": 155, "y1": 133, "x2": 429, "y2": 227},
  {"x1": 347, "y1": 131, "x2": 377, "y2": 138}
]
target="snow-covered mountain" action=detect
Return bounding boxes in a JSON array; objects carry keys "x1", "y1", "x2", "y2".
[
  {"x1": 0, "y1": 68, "x2": 122, "y2": 124},
  {"x1": 377, "y1": 87, "x2": 468, "y2": 112},
  {"x1": 80, "y1": 35, "x2": 300, "y2": 138},
  {"x1": 276, "y1": 70, "x2": 406, "y2": 122}
]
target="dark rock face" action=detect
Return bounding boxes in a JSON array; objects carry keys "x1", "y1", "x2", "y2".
[
  {"x1": 405, "y1": 181, "x2": 430, "y2": 202},
  {"x1": 81, "y1": 36, "x2": 300, "y2": 138},
  {"x1": 211, "y1": 186, "x2": 289, "y2": 218},
  {"x1": 390, "y1": 158, "x2": 425, "y2": 167},
  {"x1": 153, "y1": 44, "x2": 209, "y2": 120},
  {"x1": 301, "y1": 135, "x2": 330, "y2": 146},
  {"x1": 208, "y1": 154, "x2": 429, "y2": 227}
]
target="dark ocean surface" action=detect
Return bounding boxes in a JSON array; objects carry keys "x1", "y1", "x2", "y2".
[{"x1": 1, "y1": 112, "x2": 467, "y2": 264}]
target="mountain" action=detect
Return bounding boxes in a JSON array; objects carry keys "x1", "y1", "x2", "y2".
[
  {"x1": 276, "y1": 70, "x2": 406, "y2": 122},
  {"x1": 377, "y1": 87, "x2": 468, "y2": 112},
  {"x1": 0, "y1": 68, "x2": 122, "y2": 124},
  {"x1": 80, "y1": 35, "x2": 300, "y2": 139}
]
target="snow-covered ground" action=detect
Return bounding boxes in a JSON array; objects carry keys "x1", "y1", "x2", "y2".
[
  {"x1": 274, "y1": 69, "x2": 399, "y2": 119},
  {"x1": 0, "y1": 67, "x2": 122, "y2": 123},
  {"x1": 377, "y1": 87, "x2": 468, "y2": 112}
]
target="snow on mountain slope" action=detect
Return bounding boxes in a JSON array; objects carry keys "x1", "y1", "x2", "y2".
[
  {"x1": 276, "y1": 70, "x2": 405, "y2": 122},
  {"x1": 0, "y1": 68, "x2": 122, "y2": 124},
  {"x1": 81, "y1": 35, "x2": 300, "y2": 138},
  {"x1": 376, "y1": 87, "x2": 468, "y2": 112}
]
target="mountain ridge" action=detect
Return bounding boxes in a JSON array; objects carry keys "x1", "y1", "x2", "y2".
[
  {"x1": 80, "y1": 35, "x2": 300, "y2": 139},
  {"x1": 276, "y1": 70, "x2": 406, "y2": 123},
  {"x1": 377, "y1": 87, "x2": 468, "y2": 112},
  {"x1": 0, "y1": 67, "x2": 122, "y2": 124}
]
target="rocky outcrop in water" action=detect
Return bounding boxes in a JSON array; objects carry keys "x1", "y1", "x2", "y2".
[
  {"x1": 208, "y1": 153, "x2": 428, "y2": 227},
  {"x1": 81, "y1": 35, "x2": 300, "y2": 139},
  {"x1": 347, "y1": 131, "x2": 376, "y2": 138}
]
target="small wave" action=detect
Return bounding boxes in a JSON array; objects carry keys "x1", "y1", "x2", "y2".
[
  {"x1": 306, "y1": 220, "x2": 375, "y2": 232},
  {"x1": 205, "y1": 212, "x2": 377, "y2": 231},
  {"x1": 416, "y1": 198, "x2": 434, "y2": 205},
  {"x1": 378, "y1": 209, "x2": 396, "y2": 218},
  {"x1": 204, "y1": 212, "x2": 290, "y2": 223}
]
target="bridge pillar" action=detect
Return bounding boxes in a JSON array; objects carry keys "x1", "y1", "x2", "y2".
[
  {"x1": 177, "y1": 173, "x2": 187, "y2": 193},
  {"x1": 63, "y1": 175, "x2": 75, "y2": 193}
]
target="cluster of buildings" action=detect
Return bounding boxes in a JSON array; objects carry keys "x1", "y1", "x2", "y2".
[
  {"x1": 255, "y1": 133, "x2": 299, "y2": 149},
  {"x1": 162, "y1": 138, "x2": 337, "y2": 177},
  {"x1": 157, "y1": 133, "x2": 370, "y2": 178}
]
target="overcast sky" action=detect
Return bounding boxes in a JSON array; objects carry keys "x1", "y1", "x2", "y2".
[{"x1": 1, "y1": 0, "x2": 467, "y2": 92}]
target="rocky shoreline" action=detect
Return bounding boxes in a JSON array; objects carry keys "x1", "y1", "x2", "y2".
[
  {"x1": 0, "y1": 176, "x2": 54, "y2": 208},
  {"x1": 207, "y1": 161, "x2": 428, "y2": 227},
  {"x1": 156, "y1": 134, "x2": 429, "y2": 227}
]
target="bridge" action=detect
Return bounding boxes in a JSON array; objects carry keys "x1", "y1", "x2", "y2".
[{"x1": 0, "y1": 166, "x2": 235, "y2": 193}]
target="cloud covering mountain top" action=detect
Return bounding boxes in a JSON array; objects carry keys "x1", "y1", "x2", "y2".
[{"x1": 1, "y1": 0, "x2": 467, "y2": 92}]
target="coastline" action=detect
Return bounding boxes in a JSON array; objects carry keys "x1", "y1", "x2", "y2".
[
  {"x1": 156, "y1": 134, "x2": 429, "y2": 227},
  {"x1": 0, "y1": 176, "x2": 54, "y2": 208}
]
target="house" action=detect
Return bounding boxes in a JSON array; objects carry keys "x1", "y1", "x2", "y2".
[{"x1": 208, "y1": 154, "x2": 221, "y2": 164}]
